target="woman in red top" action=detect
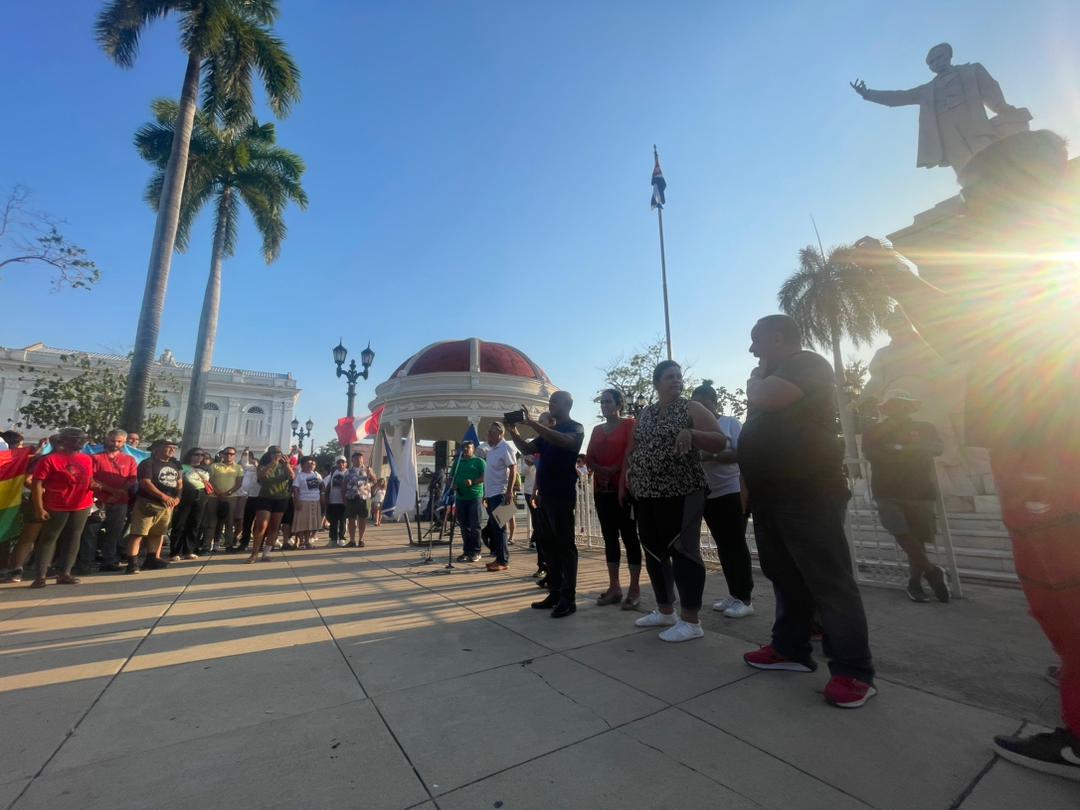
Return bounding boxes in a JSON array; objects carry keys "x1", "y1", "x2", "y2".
[
  {"x1": 585, "y1": 389, "x2": 642, "y2": 608},
  {"x1": 29, "y1": 427, "x2": 95, "y2": 588}
]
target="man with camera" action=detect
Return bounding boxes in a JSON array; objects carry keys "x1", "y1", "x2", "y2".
[{"x1": 507, "y1": 391, "x2": 585, "y2": 618}]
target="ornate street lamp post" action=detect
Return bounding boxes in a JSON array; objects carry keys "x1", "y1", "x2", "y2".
[
  {"x1": 627, "y1": 393, "x2": 649, "y2": 418},
  {"x1": 291, "y1": 417, "x2": 314, "y2": 455},
  {"x1": 332, "y1": 340, "x2": 375, "y2": 418}
]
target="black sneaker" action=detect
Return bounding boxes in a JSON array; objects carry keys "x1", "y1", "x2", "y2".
[
  {"x1": 456, "y1": 554, "x2": 471, "y2": 563},
  {"x1": 143, "y1": 556, "x2": 170, "y2": 570},
  {"x1": 551, "y1": 601, "x2": 577, "y2": 619},
  {"x1": 2, "y1": 567, "x2": 23, "y2": 583},
  {"x1": 927, "y1": 566, "x2": 952, "y2": 603},
  {"x1": 993, "y1": 728, "x2": 1080, "y2": 782},
  {"x1": 124, "y1": 560, "x2": 140, "y2": 575},
  {"x1": 536, "y1": 577, "x2": 548, "y2": 589},
  {"x1": 906, "y1": 580, "x2": 930, "y2": 603},
  {"x1": 531, "y1": 594, "x2": 559, "y2": 610}
]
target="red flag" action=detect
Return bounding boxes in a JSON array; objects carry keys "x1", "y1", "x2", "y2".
[
  {"x1": 335, "y1": 417, "x2": 359, "y2": 448},
  {"x1": 334, "y1": 406, "x2": 385, "y2": 449}
]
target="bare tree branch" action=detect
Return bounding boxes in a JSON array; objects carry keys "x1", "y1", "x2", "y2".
[{"x1": 0, "y1": 184, "x2": 102, "y2": 291}]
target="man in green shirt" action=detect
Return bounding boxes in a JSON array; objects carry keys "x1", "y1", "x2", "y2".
[
  {"x1": 203, "y1": 447, "x2": 245, "y2": 551},
  {"x1": 454, "y1": 440, "x2": 486, "y2": 562}
]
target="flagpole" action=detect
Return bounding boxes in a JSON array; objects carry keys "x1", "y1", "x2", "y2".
[
  {"x1": 652, "y1": 145, "x2": 672, "y2": 361},
  {"x1": 656, "y1": 203, "x2": 673, "y2": 361}
]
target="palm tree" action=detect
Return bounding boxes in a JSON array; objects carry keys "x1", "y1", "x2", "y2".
[
  {"x1": 96, "y1": 0, "x2": 300, "y2": 433},
  {"x1": 137, "y1": 99, "x2": 307, "y2": 450},
  {"x1": 778, "y1": 245, "x2": 892, "y2": 474}
]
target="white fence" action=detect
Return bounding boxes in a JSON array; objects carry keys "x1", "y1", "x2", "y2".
[{"x1": 570, "y1": 462, "x2": 966, "y2": 598}]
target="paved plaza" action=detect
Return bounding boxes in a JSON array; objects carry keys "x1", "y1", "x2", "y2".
[{"x1": 2, "y1": 525, "x2": 1079, "y2": 809}]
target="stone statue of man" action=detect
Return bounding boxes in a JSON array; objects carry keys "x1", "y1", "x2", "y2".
[{"x1": 851, "y1": 43, "x2": 1031, "y2": 175}]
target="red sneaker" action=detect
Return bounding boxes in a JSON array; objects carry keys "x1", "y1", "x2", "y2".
[
  {"x1": 743, "y1": 645, "x2": 816, "y2": 672},
  {"x1": 824, "y1": 676, "x2": 877, "y2": 708},
  {"x1": 485, "y1": 562, "x2": 508, "y2": 571}
]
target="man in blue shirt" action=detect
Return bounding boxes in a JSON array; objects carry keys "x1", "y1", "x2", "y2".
[{"x1": 507, "y1": 391, "x2": 585, "y2": 618}]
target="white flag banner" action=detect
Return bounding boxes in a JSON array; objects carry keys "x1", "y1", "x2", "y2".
[{"x1": 395, "y1": 420, "x2": 419, "y2": 521}]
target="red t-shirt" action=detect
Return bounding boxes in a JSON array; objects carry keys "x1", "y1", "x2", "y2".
[
  {"x1": 585, "y1": 418, "x2": 636, "y2": 492},
  {"x1": 91, "y1": 451, "x2": 139, "y2": 505},
  {"x1": 32, "y1": 452, "x2": 94, "y2": 511}
]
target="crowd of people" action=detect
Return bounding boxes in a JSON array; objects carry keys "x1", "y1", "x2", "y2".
[
  {"x1": 1, "y1": 131, "x2": 1076, "y2": 782},
  {"x1": 444, "y1": 320, "x2": 875, "y2": 709},
  {"x1": 0, "y1": 433, "x2": 387, "y2": 583}
]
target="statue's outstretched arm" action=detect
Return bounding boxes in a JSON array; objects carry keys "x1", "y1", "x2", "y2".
[{"x1": 860, "y1": 85, "x2": 921, "y2": 107}]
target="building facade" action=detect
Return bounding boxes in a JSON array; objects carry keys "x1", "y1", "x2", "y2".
[{"x1": 0, "y1": 343, "x2": 300, "y2": 452}]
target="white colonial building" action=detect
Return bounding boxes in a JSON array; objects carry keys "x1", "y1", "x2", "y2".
[{"x1": 0, "y1": 343, "x2": 300, "y2": 451}]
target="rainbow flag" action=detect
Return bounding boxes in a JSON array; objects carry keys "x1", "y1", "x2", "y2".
[{"x1": 0, "y1": 447, "x2": 32, "y2": 545}]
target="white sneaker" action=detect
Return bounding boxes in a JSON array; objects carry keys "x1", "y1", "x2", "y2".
[
  {"x1": 712, "y1": 596, "x2": 736, "y2": 613},
  {"x1": 659, "y1": 620, "x2": 704, "y2": 643},
  {"x1": 723, "y1": 599, "x2": 755, "y2": 618},
  {"x1": 634, "y1": 609, "x2": 677, "y2": 628}
]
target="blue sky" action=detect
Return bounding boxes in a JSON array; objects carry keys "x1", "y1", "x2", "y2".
[{"x1": 4, "y1": 1, "x2": 1079, "y2": 444}]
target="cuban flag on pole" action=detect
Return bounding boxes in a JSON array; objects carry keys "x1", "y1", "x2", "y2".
[{"x1": 650, "y1": 145, "x2": 666, "y2": 209}]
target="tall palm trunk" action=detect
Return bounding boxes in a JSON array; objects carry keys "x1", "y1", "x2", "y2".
[
  {"x1": 829, "y1": 327, "x2": 860, "y2": 478},
  {"x1": 181, "y1": 188, "x2": 232, "y2": 452},
  {"x1": 121, "y1": 52, "x2": 200, "y2": 433}
]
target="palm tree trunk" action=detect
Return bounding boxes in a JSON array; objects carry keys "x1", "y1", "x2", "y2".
[
  {"x1": 181, "y1": 189, "x2": 231, "y2": 452},
  {"x1": 121, "y1": 52, "x2": 201, "y2": 433},
  {"x1": 830, "y1": 329, "x2": 860, "y2": 478}
]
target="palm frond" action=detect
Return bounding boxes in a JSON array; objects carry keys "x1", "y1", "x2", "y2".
[
  {"x1": 213, "y1": 186, "x2": 242, "y2": 259},
  {"x1": 778, "y1": 244, "x2": 891, "y2": 352},
  {"x1": 94, "y1": 0, "x2": 177, "y2": 67}
]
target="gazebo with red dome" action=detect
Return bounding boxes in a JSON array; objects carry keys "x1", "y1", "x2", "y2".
[{"x1": 367, "y1": 337, "x2": 558, "y2": 470}]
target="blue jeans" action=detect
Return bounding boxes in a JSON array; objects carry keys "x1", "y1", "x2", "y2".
[
  {"x1": 457, "y1": 498, "x2": 482, "y2": 556},
  {"x1": 485, "y1": 494, "x2": 509, "y2": 565}
]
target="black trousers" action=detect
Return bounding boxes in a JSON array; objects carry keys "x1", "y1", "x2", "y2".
[
  {"x1": 594, "y1": 490, "x2": 642, "y2": 567},
  {"x1": 527, "y1": 498, "x2": 545, "y2": 569},
  {"x1": 702, "y1": 492, "x2": 753, "y2": 603},
  {"x1": 537, "y1": 496, "x2": 577, "y2": 601},
  {"x1": 751, "y1": 491, "x2": 874, "y2": 683},
  {"x1": 170, "y1": 490, "x2": 206, "y2": 557},
  {"x1": 326, "y1": 502, "x2": 346, "y2": 545},
  {"x1": 635, "y1": 490, "x2": 706, "y2": 611},
  {"x1": 238, "y1": 497, "x2": 258, "y2": 548}
]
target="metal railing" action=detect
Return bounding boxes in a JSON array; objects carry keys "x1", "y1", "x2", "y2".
[{"x1": 571, "y1": 461, "x2": 965, "y2": 598}]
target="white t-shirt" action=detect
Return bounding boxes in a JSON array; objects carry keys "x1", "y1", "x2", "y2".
[
  {"x1": 323, "y1": 468, "x2": 348, "y2": 505},
  {"x1": 522, "y1": 459, "x2": 537, "y2": 495},
  {"x1": 483, "y1": 439, "x2": 517, "y2": 498},
  {"x1": 702, "y1": 415, "x2": 742, "y2": 498},
  {"x1": 239, "y1": 465, "x2": 260, "y2": 497},
  {"x1": 292, "y1": 471, "x2": 323, "y2": 502}
]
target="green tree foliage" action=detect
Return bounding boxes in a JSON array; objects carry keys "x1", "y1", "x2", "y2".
[
  {"x1": 0, "y1": 185, "x2": 101, "y2": 290},
  {"x1": 15, "y1": 356, "x2": 179, "y2": 443},
  {"x1": 599, "y1": 339, "x2": 747, "y2": 416},
  {"x1": 312, "y1": 439, "x2": 344, "y2": 472}
]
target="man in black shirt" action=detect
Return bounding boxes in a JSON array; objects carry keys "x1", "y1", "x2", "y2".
[
  {"x1": 738, "y1": 315, "x2": 876, "y2": 708},
  {"x1": 126, "y1": 439, "x2": 183, "y2": 574},
  {"x1": 863, "y1": 392, "x2": 948, "y2": 603},
  {"x1": 507, "y1": 391, "x2": 585, "y2": 618}
]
